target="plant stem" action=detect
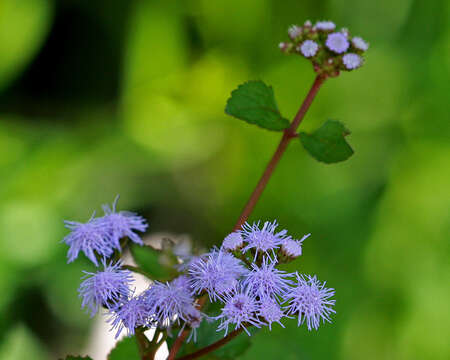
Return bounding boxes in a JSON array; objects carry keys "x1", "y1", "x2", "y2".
[
  {"x1": 168, "y1": 74, "x2": 326, "y2": 360},
  {"x1": 233, "y1": 74, "x2": 326, "y2": 231},
  {"x1": 176, "y1": 329, "x2": 244, "y2": 360}
]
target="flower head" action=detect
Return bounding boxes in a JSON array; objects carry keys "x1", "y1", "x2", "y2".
[
  {"x1": 288, "y1": 25, "x2": 301, "y2": 40},
  {"x1": 258, "y1": 297, "x2": 285, "y2": 330},
  {"x1": 243, "y1": 257, "x2": 292, "y2": 298},
  {"x1": 241, "y1": 221, "x2": 288, "y2": 260},
  {"x1": 100, "y1": 196, "x2": 148, "y2": 248},
  {"x1": 215, "y1": 287, "x2": 262, "y2": 336},
  {"x1": 171, "y1": 275, "x2": 194, "y2": 295},
  {"x1": 326, "y1": 32, "x2": 349, "y2": 54},
  {"x1": 188, "y1": 249, "x2": 247, "y2": 301},
  {"x1": 314, "y1": 21, "x2": 336, "y2": 31},
  {"x1": 63, "y1": 214, "x2": 114, "y2": 266},
  {"x1": 284, "y1": 274, "x2": 335, "y2": 330},
  {"x1": 222, "y1": 232, "x2": 244, "y2": 251},
  {"x1": 299, "y1": 40, "x2": 319, "y2": 58},
  {"x1": 343, "y1": 53, "x2": 363, "y2": 70},
  {"x1": 108, "y1": 293, "x2": 150, "y2": 337},
  {"x1": 78, "y1": 261, "x2": 133, "y2": 317},
  {"x1": 352, "y1": 36, "x2": 369, "y2": 51},
  {"x1": 281, "y1": 233, "x2": 310, "y2": 258}
]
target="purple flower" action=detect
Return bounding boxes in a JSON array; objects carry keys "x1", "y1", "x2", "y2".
[
  {"x1": 258, "y1": 297, "x2": 285, "y2": 330},
  {"x1": 281, "y1": 233, "x2": 310, "y2": 258},
  {"x1": 241, "y1": 221, "x2": 288, "y2": 260},
  {"x1": 108, "y1": 293, "x2": 150, "y2": 337},
  {"x1": 171, "y1": 275, "x2": 194, "y2": 295},
  {"x1": 326, "y1": 33, "x2": 349, "y2": 54},
  {"x1": 99, "y1": 196, "x2": 148, "y2": 248},
  {"x1": 180, "y1": 306, "x2": 203, "y2": 343},
  {"x1": 243, "y1": 257, "x2": 292, "y2": 298},
  {"x1": 78, "y1": 261, "x2": 134, "y2": 317},
  {"x1": 63, "y1": 214, "x2": 114, "y2": 266},
  {"x1": 343, "y1": 53, "x2": 363, "y2": 70},
  {"x1": 222, "y1": 232, "x2": 244, "y2": 251},
  {"x1": 288, "y1": 25, "x2": 301, "y2": 40},
  {"x1": 314, "y1": 21, "x2": 336, "y2": 31},
  {"x1": 284, "y1": 274, "x2": 335, "y2": 330},
  {"x1": 299, "y1": 40, "x2": 319, "y2": 58},
  {"x1": 352, "y1": 36, "x2": 369, "y2": 51},
  {"x1": 188, "y1": 249, "x2": 247, "y2": 301},
  {"x1": 215, "y1": 287, "x2": 262, "y2": 336}
]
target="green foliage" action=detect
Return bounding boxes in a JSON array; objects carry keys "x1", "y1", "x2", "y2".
[
  {"x1": 299, "y1": 120, "x2": 354, "y2": 163},
  {"x1": 130, "y1": 244, "x2": 175, "y2": 280},
  {"x1": 107, "y1": 336, "x2": 140, "y2": 360},
  {"x1": 225, "y1": 81, "x2": 290, "y2": 131}
]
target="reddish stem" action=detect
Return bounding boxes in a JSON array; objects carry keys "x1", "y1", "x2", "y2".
[{"x1": 233, "y1": 74, "x2": 326, "y2": 231}]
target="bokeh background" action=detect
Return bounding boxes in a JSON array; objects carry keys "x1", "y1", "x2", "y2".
[{"x1": 0, "y1": 0, "x2": 449, "y2": 359}]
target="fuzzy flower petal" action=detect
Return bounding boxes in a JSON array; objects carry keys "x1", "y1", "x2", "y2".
[
  {"x1": 314, "y1": 21, "x2": 336, "y2": 31},
  {"x1": 288, "y1": 25, "x2": 301, "y2": 40},
  {"x1": 281, "y1": 233, "x2": 310, "y2": 258},
  {"x1": 343, "y1": 53, "x2": 363, "y2": 70},
  {"x1": 352, "y1": 36, "x2": 369, "y2": 51},
  {"x1": 299, "y1": 40, "x2": 319, "y2": 58},
  {"x1": 325, "y1": 32, "x2": 349, "y2": 54},
  {"x1": 222, "y1": 232, "x2": 244, "y2": 251},
  {"x1": 258, "y1": 297, "x2": 286, "y2": 330}
]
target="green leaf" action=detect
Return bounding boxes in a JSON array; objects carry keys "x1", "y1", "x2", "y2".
[
  {"x1": 63, "y1": 356, "x2": 93, "y2": 360},
  {"x1": 108, "y1": 336, "x2": 140, "y2": 360},
  {"x1": 130, "y1": 244, "x2": 174, "y2": 280},
  {"x1": 299, "y1": 120, "x2": 354, "y2": 163},
  {"x1": 225, "y1": 81, "x2": 290, "y2": 131}
]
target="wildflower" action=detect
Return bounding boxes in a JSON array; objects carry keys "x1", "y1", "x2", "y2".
[
  {"x1": 299, "y1": 40, "x2": 319, "y2": 58},
  {"x1": 325, "y1": 32, "x2": 349, "y2": 54},
  {"x1": 343, "y1": 53, "x2": 363, "y2": 70},
  {"x1": 100, "y1": 196, "x2": 148, "y2": 248},
  {"x1": 281, "y1": 233, "x2": 311, "y2": 258},
  {"x1": 258, "y1": 297, "x2": 285, "y2": 330},
  {"x1": 222, "y1": 232, "x2": 244, "y2": 251},
  {"x1": 63, "y1": 214, "x2": 114, "y2": 266},
  {"x1": 241, "y1": 221, "x2": 288, "y2": 260},
  {"x1": 352, "y1": 36, "x2": 369, "y2": 51},
  {"x1": 189, "y1": 250, "x2": 247, "y2": 301},
  {"x1": 108, "y1": 293, "x2": 150, "y2": 337},
  {"x1": 216, "y1": 288, "x2": 261, "y2": 336},
  {"x1": 180, "y1": 306, "x2": 203, "y2": 342},
  {"x1": 284, "y1": 274, "x2": 335, "y2": 330},
  {"x1": 171, "y1": 275, "x2": 193, "y2": 295},
  {"x1": 314, "y1": 21, "x2": 336, "y2": 31},
  {"x1": 288, "y1": 25, "x2": 301, "y2": 40},
  {"x1": 78, "y1": 261, "x2": 133, "y2": 317},
  {"x1": 243, "y1": 257, "x2": 292, "y2": 298}
]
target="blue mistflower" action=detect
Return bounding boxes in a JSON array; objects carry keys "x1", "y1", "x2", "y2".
[
  {"x1": 325, "y1": 32, "x2": 349, "y2": 54},
  {"x1": 241, "y1": 221, "x2": 289, "y2": 260},
  {"x1": 188, "y1": 249, "x2": 247, "y2": 301},
  {"x1": 343, "y1": 53, "x2": 363, "y2": 70},
  {"x1": 108, "y1": 293, "x2": 150, "y2": 337},
  {"x1": 284, "y1": 274, "x2": 336, "y2": 330},
  {"x1": 78, "y1": 261, "x2": 133, "y2": 317},
  {"x1": 171, "y1": 275, "x2": 194, "y2": 295},
  {"x1": 222, "y1": 232, "x2": 244, "y2": 251},
  {"x1": 215, "y1": 287, "x2": 262, "y2": 336},
  {"x1": 352, "y1": 36, "x2": 369, "y2": 51},
  {"x1": 63, "y1": 214, "x2": 114, "y2": 266},
  {"x1": 299, "y1": 40, "x2": 319, "y2": 58},
  {"x1": 243, "y1": 257, "x2": 293, "y2": 298},
  {"x1": 100, "y1": 196, "x2": 148, "y2": 248},
  {"x1": 314, "y1": 21, "x2": 336, "y2": 32},
  {"x1": 288, "y1": 25, "x2": 301, "y2": 40},
  {"x1": 281, "y1": 233, "x2": 310, "y2": 258},
  {"x1": 258, "y1": 297, "x2": 286, "y2": 330}
]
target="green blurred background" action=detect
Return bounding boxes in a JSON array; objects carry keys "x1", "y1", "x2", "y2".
[{"x1": 0, "y1": 0, "x2": 449, "y2": 359}]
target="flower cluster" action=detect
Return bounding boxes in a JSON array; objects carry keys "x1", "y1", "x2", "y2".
[
  {"x1": 279, "y1": 20, "x2": 368, "y2": 76},
  {"x1": 64, "y1": 199, "x2": 335, "y2": 342}
]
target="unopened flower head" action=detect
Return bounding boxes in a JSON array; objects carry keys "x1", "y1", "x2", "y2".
[
  {"x1": 258, "y1": 297, "x2": 285, "y2": 330},
  {"x1": 343, "y1": 53, "x2": 363, "y2": 70},
  {"x1": 326, "y1": 32, "x2": 349, "y2": 54},
  {"x1": 100, "y1": 196, "x2": 148, "y2": 248},
  {"x1": 243, "y1": 257, "x2": 292, "y2": 298},
  {"x1": 78, "y1": 261, "x2": 133, "y2": 317},
  {"x1": 215, "y1": 288, "x2": 261, "y2": 336},
  {"x1": 281, "y1": 233, "x2": 310, "y2": 258},
  {"x1": 284, "y1": 274, "x2": 336, "y2": 331},
  {"x1": 63, "y1": 214, "x2": 114, "y2": 266},
  {"x1": 299, "y1": 40, "x2": 319, "y2": 58},
  {"x1": 315, "y1": 21, "x2": 336, "y2": 31},
  {"x1": 108, "y1": 293, "x2": 150, "y2": 338},
  {"x1": 241, "y1": 221, "x2": 288, "y2": 260},
  {"x1": 188, "y1": 249, "x2": 247, "y2": 301},
  {"x1": 352, "y1": 36, "x2": 369, "y2": 51},
  {"x1": 288, "y1": 25, "x2": 301, "y2": 40},
  {"x1": 222, "y1": 232, "x2": 244, "y2": 251}
]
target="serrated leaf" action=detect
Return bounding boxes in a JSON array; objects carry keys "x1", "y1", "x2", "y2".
[
  {"x1": 225, "y1": 81, "x2": 290, "y2": 131},
  {"x1": 130, "y1": 244, "x2": 174, "y2": 280},
  {"x1": 108, "y1": 336, "x2": 140, "y2": 360},
  {"x1": 299, "y1": 120, "x2": 354, "y2": 163},
  {"x1": 63, "y1": 356, "x2": 93, "y2": 360}
]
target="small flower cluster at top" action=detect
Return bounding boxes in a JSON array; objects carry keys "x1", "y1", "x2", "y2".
[
  {"x1": 63, "y1": 199, "x2": 336, "y2": 341},
  {"x1": 279, "y1": 20, "x2": 369, "y2": 76}
]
